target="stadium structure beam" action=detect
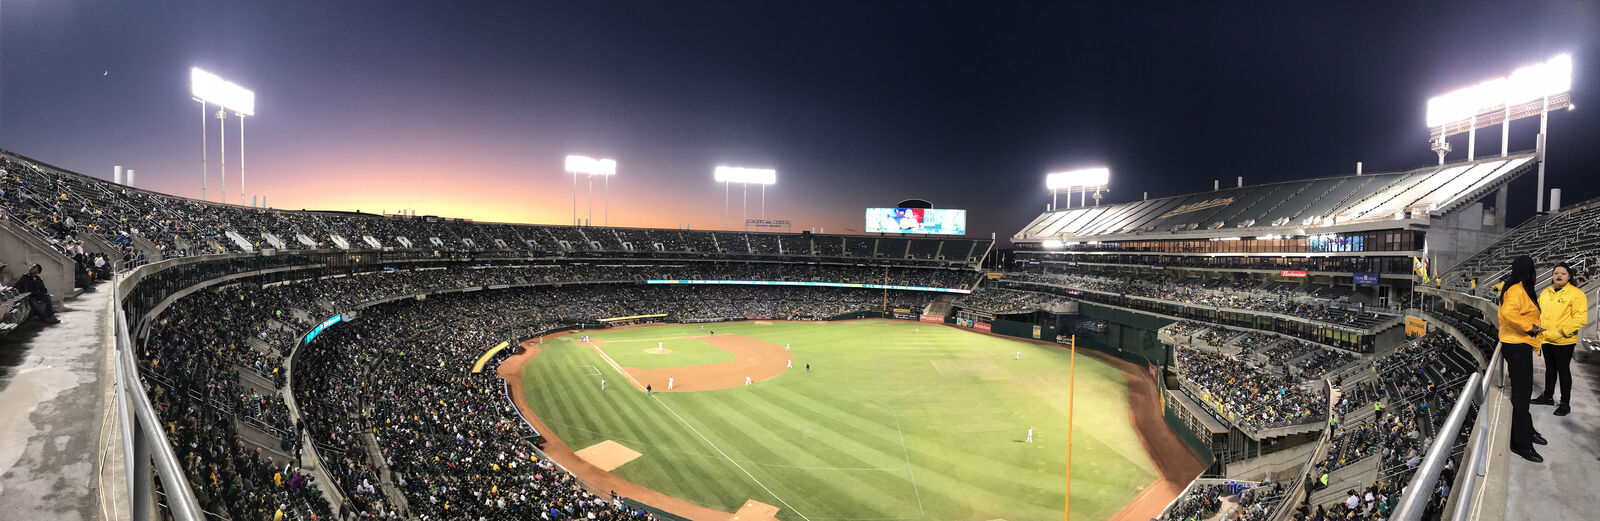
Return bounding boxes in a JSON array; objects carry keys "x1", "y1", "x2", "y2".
[{"x1": 1425, "y1": 54, "x2": 1571, "y2": 212}]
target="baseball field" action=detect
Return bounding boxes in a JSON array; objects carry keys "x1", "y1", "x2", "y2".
[{"x1": 504, "y1": 319, "x2": 1185, "y2": 521}]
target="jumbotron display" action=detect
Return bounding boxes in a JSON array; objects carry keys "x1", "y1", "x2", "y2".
[{"x1": 864, "y1": 207, "x2": 967, "y2": 235}]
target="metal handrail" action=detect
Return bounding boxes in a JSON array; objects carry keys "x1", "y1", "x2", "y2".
[
  {"x1": 1446, "y1": 342, "x2": 1503, "y2": 521},
  {"x1": 113, "y1": 268, "x2": 205, "y2": 521},
  {"x1": 1387, "y1": 372, "x2": 1483, "y2": 521}
]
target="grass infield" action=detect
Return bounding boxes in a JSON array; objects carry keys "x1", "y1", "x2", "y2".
[{"x1": 520, "y1": 320, "x2": 1157, "y2": 520}]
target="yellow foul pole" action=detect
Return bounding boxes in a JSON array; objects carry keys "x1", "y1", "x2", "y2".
[{"x1": 1065, "y1": 334, "x2": 1076, "y2": 520}]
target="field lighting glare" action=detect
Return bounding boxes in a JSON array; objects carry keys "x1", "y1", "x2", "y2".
[
  {"x1": 713, "y1": 166, "x2": 777, "y2": 185},
  {"x1": 1042, "y1": 240, "x2": 1065, "y2": 249},
  {"x1": 1046, "y1": 168, "x2": 1110, "y2": 190},
  {"x1": 190, "y1": 67, "x2": 254, "y2": 116},
  {"x1": 564, "y1": 155, "x2": 616, "y2": 175},
  {"x1": 1425, "y1": 54, "x2": 1571, "y2": 127}
]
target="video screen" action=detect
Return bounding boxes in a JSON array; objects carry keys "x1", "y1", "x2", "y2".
[{"x1": 864, "y1": 208, "x2": 966, "y2": 235}]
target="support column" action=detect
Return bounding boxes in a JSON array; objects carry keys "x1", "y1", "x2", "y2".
[{"x1": 1495, "y1": 185, "x2": 1509, "y2": 232}]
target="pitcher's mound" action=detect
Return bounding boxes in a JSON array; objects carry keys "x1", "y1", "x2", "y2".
[
  {"x1": 574, "y1": 440, "x2": 641, "y2": 472},
  {"x1": 645, "y1": 348, "x2": 675, "y2": 355}
]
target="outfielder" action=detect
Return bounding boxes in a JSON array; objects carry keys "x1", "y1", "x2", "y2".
[
  {"x1": 600, "y1": 378, "x2": 606, "y2": 391},
  {"x1": 1027, "y1": 428, "x2": 1033, "y2": 443}
]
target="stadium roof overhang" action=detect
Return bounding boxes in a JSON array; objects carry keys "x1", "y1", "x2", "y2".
[{"x1": 1013, "y1": 152, "x2": 1537, "y2": 245}]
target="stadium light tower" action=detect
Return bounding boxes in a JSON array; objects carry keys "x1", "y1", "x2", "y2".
[
  {"x1": 1046, "y1": 168, "x2": 1110, "y2": 210},
  {"x1": 190, "y1": 68, "x2": 255, "y2": 203},
  {"x1": 565, "y1": 155, "x2": 616, "y2": 226},
  {"x1": 714, "y1": 166, "x2": 776, "y2": 231},
  {"x1": 1425, "y1": 54, "x2": 1572, "y2": 212}
]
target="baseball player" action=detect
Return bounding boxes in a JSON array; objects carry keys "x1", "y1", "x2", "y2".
[
  {"x1": 668, "y1": 377, "x2": 674, "y2": 390},
  {"x1": 600, "y1": 378, "x2": 605, "y2": 391},
  {"x1": 787, "y1": 360, "x2": 792, "y2": 368},
  {"x1": 745, "y1": 376, "x2": 752, "y2": 385},
  {"x1": 1027, "y1": 428, "x2": 1033, "y2": 443}
]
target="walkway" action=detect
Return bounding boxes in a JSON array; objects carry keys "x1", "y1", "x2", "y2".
[{"x1": 0, "y1": 284, "x2": 115, "y2": 521}]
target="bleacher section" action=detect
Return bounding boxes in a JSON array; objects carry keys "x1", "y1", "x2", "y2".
[
  {"x1": 0, "y1": 150, "x2": 989, "y2": 267},
  {"x1": 1015, "y1": 153, "x2": 1535, "y2": 243}
]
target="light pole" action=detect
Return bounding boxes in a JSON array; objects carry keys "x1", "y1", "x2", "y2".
[
  {"x1": 200, "y1": 100, "x2": 207, "y2": 201},
  {"x1": 564, "y1": 155, "x2": 616, "y2": 226},
  {"x1": 190, "y1": 68, "x2": 255, "y2": 204},
  {"x1": 713, "y1": 166, "x2": 776, "y2": 231},
  {"x1": 1046, "y1": 167, "x2": 1110, "y2": 213}
]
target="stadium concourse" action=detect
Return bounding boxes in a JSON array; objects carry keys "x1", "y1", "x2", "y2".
[{"x1": 1002, "y1": 152, "x2": 1600, "y2": 520}]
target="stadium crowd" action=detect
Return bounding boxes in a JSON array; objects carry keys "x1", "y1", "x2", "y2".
[
  {"x1": 1000, "y1": 271, "x2": 1394, "y2": 328},
  {"x1": 128, "y1": 254, "x2": 965, "y2": 519}
]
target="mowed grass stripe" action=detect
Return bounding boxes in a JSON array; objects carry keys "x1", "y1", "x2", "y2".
[
  {"x1": 698, "y1": 390, "x2": 909, "y2": 518},
  {"x1": 524, "y1": 321, "x2": 1159, "y2": 521},
  {"x1": 565, "y1": 343, "x2": 747, "y2": 510}
]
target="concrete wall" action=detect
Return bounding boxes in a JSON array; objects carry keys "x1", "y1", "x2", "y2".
[
  {"x1": 0, "y1": 222, "x2": 74, "y2": 304},
  {"x1": 1431, "y1": 202, "x2": 1503, "y2": 273}
]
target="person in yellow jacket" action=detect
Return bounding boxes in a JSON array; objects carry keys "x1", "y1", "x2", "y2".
[
  {"x1": 1533, "y1": 263, "x2": 1587, "y2": 416},
  {"x1": 1498, "y1": 256, "x2": 1547, "y2": 462}
]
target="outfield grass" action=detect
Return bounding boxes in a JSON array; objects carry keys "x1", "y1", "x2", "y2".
[
  {"x1": 520, "y1": 320, "x2": 1156, "y2": 520},
  {"x1": 601, "y1": 337, "x2": 734, "y2": 370}
]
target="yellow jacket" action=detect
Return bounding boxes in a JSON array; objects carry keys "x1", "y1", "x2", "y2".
[
  {"x1": 1498, "y1": 282, "x2": 1543, "y2": 347},
  {"x1": 1539, "y1": 284, "x2": 1588, "y2": 346}
]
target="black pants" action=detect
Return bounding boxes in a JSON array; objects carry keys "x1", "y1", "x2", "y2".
[
  {"x1": 1542, "y1": 344, "x2": 1575, "y2": 403},
  {"x1": 25, "y1": 294, "x2": 56, "y2": 322},
  {"x1": 1504, "y1": 342, "x2": 1536, "y2": 450}
]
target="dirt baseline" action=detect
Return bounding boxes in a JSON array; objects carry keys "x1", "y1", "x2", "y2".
[{"x1": 592, "y1": 334, "x2": 792, "y2": 392}]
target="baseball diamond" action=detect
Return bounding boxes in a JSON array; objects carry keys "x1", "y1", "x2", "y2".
[{"x1": 505, "y1": 320, "x2": 1200, "y2": 521}]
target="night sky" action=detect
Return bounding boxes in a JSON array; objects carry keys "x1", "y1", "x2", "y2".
[{"x1": 2, "y1": 2, "x2": 1597, "y2": 243}]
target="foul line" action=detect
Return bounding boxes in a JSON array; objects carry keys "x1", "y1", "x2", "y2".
[
  {"x1": 650, "y1": 394, "x2": 812, "y2": 521},
  {"x1": 586, "y1": 341, "x2": 646, "y2": 392},
  {"x1": 893, "y1": 412, "x2": 926, "y2": 519}
]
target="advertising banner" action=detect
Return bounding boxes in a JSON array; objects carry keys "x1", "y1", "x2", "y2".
[
  {"x1": 1279, "y1": 270, "x2": 1308, "y2": 278},
  {"x1": 919, "y1": 314, "x2": 945, "y2": 323},
  {"x1": 1032, "y1": 325, "x2": 1042, "y2": 339},
  {"x1": 976, "y1": 322, "x2": 992, "y2": 332},
  {"x1": 1354, "y1": 272, "x2": 1380, "y2": 286},
  {"x1": 864, "y1": 208, "x2": 966, "y2": 235},
  {"x1": 647, "y1": 279, "x2": 970, "y2": 294},
  {"x1": 893, "y1": 312, "x2": 918, "y2": 321},
  {"x1": 1405, "y1": 316, "x2": 1428, "y2": 337}
]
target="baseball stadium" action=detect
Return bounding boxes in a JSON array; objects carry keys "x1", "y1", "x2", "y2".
[{"x1": 2, "y1": 4, "x2": 1599, "y2": 521}]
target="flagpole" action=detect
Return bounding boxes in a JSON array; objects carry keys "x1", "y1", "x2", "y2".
[{"x1": 1065, "y1": 334, "x2": 1076, "y2": 520}]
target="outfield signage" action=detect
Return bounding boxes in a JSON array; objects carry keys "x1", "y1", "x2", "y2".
[
  {"x1": 919, "y1": 314, "x2": 944, "y2": 323},
  {"x1": 975, "y1": 322, "x2": 992, "y2": 332},
  {"x1": 303, "y1": 314, "x2": 344, "y2": 345},
  {"x1": 646, "y1": 279, "x2": 971, "y2": 294},
  {"x1": 1279, "y1": 270, "x2": 1308, "y2": 278},
  {"x1": 1353, "y1": 272, "x2": 1380, "y2": 286}
]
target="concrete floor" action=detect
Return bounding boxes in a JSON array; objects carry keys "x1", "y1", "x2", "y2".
[
  {"x1": 0, "y1": 286, "x2": 109, "y2": 521},
  {"x1": 1504, "y1": 348, "x2": 1600, "y2": 521}
]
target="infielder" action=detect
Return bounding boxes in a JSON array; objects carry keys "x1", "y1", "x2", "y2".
[
  {"x1": 787, "y1": 360, "x2": 792, "y2": 368},
  {"x1": 668, "y1": 377, "x2": 674, "y2": 390},
  {"x1": 745, "y1": 376, "x2": 752, "y2": 385}
]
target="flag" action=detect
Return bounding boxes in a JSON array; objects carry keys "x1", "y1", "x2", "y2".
[{"x1": 1413, "y1": 257, "x2": 1429, "y2": 280}]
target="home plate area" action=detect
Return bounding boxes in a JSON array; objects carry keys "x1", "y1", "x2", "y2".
[{"x1": 573, "y1": 440, "x2": 641, "y2": 472}]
